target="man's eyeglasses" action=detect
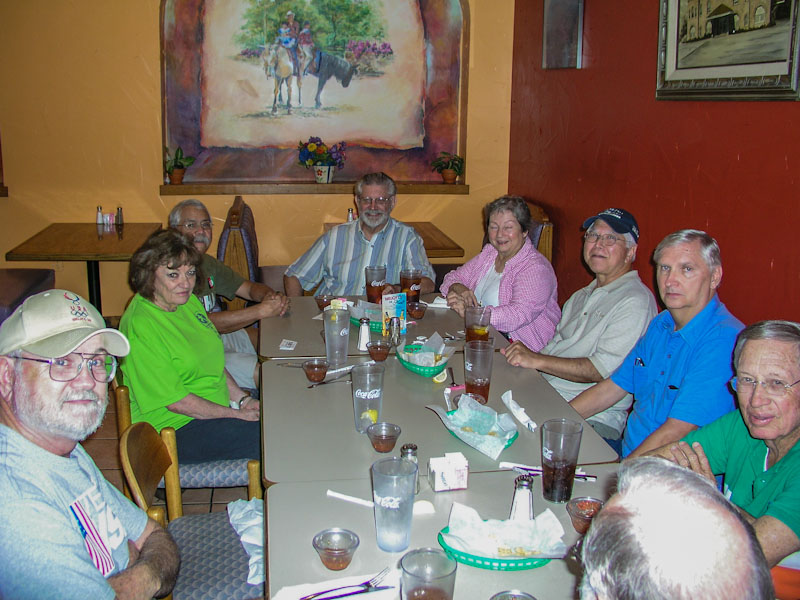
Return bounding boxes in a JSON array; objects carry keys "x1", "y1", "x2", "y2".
[
  {"x1": 179, "y1": 220, "x2": 212, "y2": 231},
  {"x1": 16, "y1": 353, "x2": 117, "y2": 384},
  {"x1": 584, "y1": 232, "x2": 624, "y2": 246},
  {"x1": 356, "y1": 196, "x2": 393, "y2": 207},
  {"x1": 730, "y1": 375, "x2": 800, "y2": 397}
]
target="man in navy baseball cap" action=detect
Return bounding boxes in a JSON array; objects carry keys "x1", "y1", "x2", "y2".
[{"x1": 582, "y1": 208, "x2": 640, "y2": 243}]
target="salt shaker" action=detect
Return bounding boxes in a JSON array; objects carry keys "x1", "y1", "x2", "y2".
[
  {"x1": 400, "y1": 443, "x2": 420, "y2": 494},
  {"x1": 96, "y1": 206, "x2": 104, "y2": 225},
  {"x1": 509, "y1": 475, "x2": 534, "y2": 521},
  {"x1": 357, "y1": 317, "x2": 370, "y2": 351},
  {"x1": 347, "y1": 208, "x2": 355, "y2": 222}
]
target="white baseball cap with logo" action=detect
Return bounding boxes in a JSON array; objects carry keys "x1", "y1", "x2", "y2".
[{"x1": 0, "y1": 289, "x2": 130, "y2": 358}]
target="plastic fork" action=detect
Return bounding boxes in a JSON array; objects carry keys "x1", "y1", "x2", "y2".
[{"x1": 298, "y1": 567, "x2": 391, "y2": 600}]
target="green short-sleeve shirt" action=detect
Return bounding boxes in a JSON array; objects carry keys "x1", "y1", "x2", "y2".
[
  {"x1": 682, "y1": 410, "x2": 800, "y2": 540},
  {"x1": 195, "y1": 254, "x2": 246, "y2": 313},
  {"x1": 119, "y1": 293, "x2": 229, "y2": 431}
]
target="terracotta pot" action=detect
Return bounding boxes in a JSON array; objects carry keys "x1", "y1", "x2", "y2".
[
  {"x1": 440, "y1": 169, "x2": 458, "y2": 184},
  {"x1": 168, "y1": 168, "x2": 185, "y2": 184}
]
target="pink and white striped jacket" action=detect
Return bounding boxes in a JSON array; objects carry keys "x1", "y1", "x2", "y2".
[{"x1": 440, "y1": 238, "x2": 560, "y2": 351}]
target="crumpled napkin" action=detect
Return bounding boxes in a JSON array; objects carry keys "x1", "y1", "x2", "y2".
[
  {"x1": 442, "y1": 502, "x2": 567, "y2": 559},
  {"x1": 312, "y1": 300, "x2": 355, "y2": 320},
  {"x1": 501, "y1": 390, "x2": 537, "y2": 433},
  {"x1": 423, "y1": 296, "x2": 450, "y2": 309},
  {"x1": 227, "y1": 498, "x2": 265, "y2": 584},
  {"x1": 426, "y1": 395, "x2": 518, "y2": 460},
  {"x1": 349, "y1": 299, "x2": 383, "y2": 322},
  {"x1": 398, "y1": 333, "x2": 456, "y2": 367},
  {"x1": 273, "y1": 568, "x2": 400, "y2": 600}
]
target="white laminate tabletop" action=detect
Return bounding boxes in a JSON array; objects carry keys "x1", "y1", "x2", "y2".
[
  {"x1": 261, "y1": 356, "x2": 619, "y2": 484},
  {"x1": 266, "y1": 465, "x2": 621, "y2": 599},
  {"x1": 258, "y1": 294, "x2": 508, "y2": 359}
]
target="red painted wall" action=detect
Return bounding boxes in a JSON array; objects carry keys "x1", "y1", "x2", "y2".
[{"x1": 509, "y1": 1, "x2": 800, "y2": 325}]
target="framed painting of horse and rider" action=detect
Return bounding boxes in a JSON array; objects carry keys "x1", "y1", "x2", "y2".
[{"x1": 160, "y1": 0, "x2": 469, "y2": 185}]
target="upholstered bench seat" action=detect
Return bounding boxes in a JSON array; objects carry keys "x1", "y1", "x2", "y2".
[{"x1": 0, "y1": 268, "x2": 55, "y2": 324}]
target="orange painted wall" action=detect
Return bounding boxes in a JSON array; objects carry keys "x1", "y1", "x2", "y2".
[
  {"x1": 0, "y1": 1, "x2": 512, "y2": 316},
  {"x1": 510, "y1": 1, "x2": 799, "y2": 325}
]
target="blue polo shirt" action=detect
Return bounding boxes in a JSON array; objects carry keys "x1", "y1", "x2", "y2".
[{"x1": 611, "y1": 295, "x2": 743, "y2": 457}]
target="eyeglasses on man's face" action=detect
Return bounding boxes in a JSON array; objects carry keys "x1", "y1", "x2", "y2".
[
  {"x1": 356, "y1": 196, "x2": 393, "y2": 207},
  {"x1": 16, "y1": 352, "x2": 117, "y2": 384},
  {"x1": 584, "y1": 232, "x2": 624, "y2": 247},
  {"x1": 730, "y1": 375, "x2": 800, "y2": 397},
  {"x1": 179, "y1": 220, "x2": 212, "y2": 231}
]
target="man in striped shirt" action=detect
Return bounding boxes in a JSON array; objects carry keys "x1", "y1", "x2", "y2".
[{"x1": 284, "y1": 172, "x2": 436, "y2": 296}]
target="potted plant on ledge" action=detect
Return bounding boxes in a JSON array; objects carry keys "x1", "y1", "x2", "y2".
[
  {"x1": 431, "y1": 151, "x2": 464, "y2": 184},
  {"x1": 164, "y1": 146, "x2": 195, "y2": 184},
  {"x1": 298, "y1": 137, "x2": 347, "y2": 183}
]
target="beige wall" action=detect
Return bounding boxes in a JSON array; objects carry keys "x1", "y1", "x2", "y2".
[{"x1": 0, "y1": 1, "x2": 512, "y2": 315}]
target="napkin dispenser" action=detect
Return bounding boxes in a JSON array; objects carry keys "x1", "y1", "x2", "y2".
[{"x1": 427, "y1": 452, "x2": 468, "y2": 492}]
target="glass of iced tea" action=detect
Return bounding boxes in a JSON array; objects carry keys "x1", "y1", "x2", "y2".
[
  {"x1": 464, "y1": 340, "x2": 493, "y2": 403},
  {"x1": 400, "y1": 269, "x2": 422, "y2": 303},
  {"x1": 465, "y1": 306, "x2": 492, "y2": 342},
  {"x1": 541, "y1": 419, "x2": 583, "y2": 503},
  {"x1": 365, "y1": 265, "x2": 387, "y2": 304},
  {"x1": 400, "y1": 548, "x2": 457, "y2": 600}
]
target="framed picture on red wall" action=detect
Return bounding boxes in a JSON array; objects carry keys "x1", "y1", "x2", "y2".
[{"x1": 656, "y1": 0, "x2": 800, "y2": 100}]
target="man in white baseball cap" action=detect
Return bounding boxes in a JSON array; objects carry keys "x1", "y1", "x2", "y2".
[{"x1": 0, "y1": 290, "x2": 179, "y2": 599}]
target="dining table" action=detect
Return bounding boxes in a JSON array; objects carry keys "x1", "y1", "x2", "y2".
[
  {"x1": 261, "y1": 355, "x2": 618, "y2": 484},
  {"x1": 266, "y1": 464, "x2": 621, "y2": 599},
  {"x1": 258, "y1": 294, "x2": 508, "y2": 359},
  {"x1": 5, "y1": 222, "x2": 161, "y2": 313}
]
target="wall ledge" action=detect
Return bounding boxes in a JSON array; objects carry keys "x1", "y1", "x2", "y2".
[{"x1": 159, "y1": 183, "x2": 469, "y2": 196}]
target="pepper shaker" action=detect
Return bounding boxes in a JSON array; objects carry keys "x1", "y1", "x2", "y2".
[
  {"x1": 400, "y1": 443, "x2": 420, "y2": 494},
  {"x1": 357, "y1": 317, "x2": 370, "y2": 352},
  {"x1": 116, "y1": 206, "x2": 124, "y2": 227},
  {"x1": 389, "y1": 316, "x2": 401, "y2": 347},
  {"x1": 347, "y1": 207, "x2": 355, "y2": 222},
  {"x1": 509, "y1": 475, "x2": 534, "y2": 521}
]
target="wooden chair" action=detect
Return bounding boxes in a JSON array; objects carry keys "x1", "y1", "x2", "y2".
[
  {"x1": 525, "y1": 200, "x2": 554, "y2": 263},
  {"x1": 216, "y1": 196, "x2": 259, "y2": 312},
  {"x1": 120, "y1": 422, "x2": 262, "y2": 600},
  {"x1": 114, "y1": 385, "x2": 262, "y2": 501}
]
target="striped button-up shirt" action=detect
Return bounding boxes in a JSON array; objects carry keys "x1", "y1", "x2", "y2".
[{"x1": 286, "y1": 218, "x2": 435, "y2": 295}]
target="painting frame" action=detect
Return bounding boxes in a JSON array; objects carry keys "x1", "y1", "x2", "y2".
[
  {"x1": 542, "y1": 0, "x2": 584, "y2": 70},
  {"x1": 160, "y1": 0, "x2": 470, "y2": 185},
  {"x1": 656, "y1": 0, "x2": 800, "y2": 100}
]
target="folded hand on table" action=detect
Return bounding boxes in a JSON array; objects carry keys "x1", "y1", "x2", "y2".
[
  {"x1": 665, "y1": 440, "x2": 716, "y2": 484},
  {"x1": 446, "y1": 284, "x2": 478, "y2": 318}
]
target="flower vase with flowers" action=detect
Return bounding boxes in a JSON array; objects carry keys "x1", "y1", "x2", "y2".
[{"x1": 298, "y1": 137, "x2": 347, "y2": 183}]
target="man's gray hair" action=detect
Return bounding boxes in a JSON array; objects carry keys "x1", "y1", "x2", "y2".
[
  {"x1": 580, "y1": 457, "x2": 773, "y2": 600},
  {"x1": 587, "y1": 220, "x2": 637, "y2": 248},
  {"x1": 354, "y1": 172, "x2": 396, "y2": 198},
  {"x1": 733, "y1": 320, "x2": 800, "y2": 370},
  {"x1": 167, "y1": 199, "x2": 209, "y2": 228},
  {"x1": 653, "y1": 229, "x2": 721, "y2": 270}
]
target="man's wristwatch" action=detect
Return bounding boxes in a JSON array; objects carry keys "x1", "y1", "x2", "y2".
[{"x1": 229, "y1": 395, "x2": 251, "y2": 410}]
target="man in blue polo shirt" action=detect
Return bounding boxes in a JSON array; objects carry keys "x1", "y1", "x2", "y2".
[
  {"x1": 570, "y1": 229, "x2": 743, "y2": 457},
  {"x1": 283, "y1": 172, "x2": 435, "y2": 296}
]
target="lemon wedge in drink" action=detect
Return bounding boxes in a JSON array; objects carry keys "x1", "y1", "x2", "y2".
[
  {"x1": 473, "y1": 325, "x2": 489, "y2": 336},
  {"x1": 432, "y1": 370, "x2": 448, "y2": 383},
  {"x1": 360, "y1": 410, "x2": 378, "y2": 424}
]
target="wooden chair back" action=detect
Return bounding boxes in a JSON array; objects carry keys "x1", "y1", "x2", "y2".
[
  {"x1": 217, "y1": 196, "x2": 258, "y2": 311},
  {"x1": 525, "y1": 200, "x2": 553, "y2": 263}
]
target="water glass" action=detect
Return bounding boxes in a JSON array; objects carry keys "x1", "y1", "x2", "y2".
[
  {"x1": 323, "y1": 308, "x2": 350, "y2": 366},
  {"x1": 541, "y1": 418, "x2": 583, "y2": 503},
  {"x1": 371, "y1": 457, "x2": 417, "y2": 552},
  {"x1": 351, "y1": 363, "x2": 385, "y2": 433},
  {"x1": 400, "y1": 547, "x2": 457, "y2": 599}
]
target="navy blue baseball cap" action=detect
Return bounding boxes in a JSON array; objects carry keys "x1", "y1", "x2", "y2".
[{"x1": 582, "y1": 208, "x2": 640, "y2": 243}]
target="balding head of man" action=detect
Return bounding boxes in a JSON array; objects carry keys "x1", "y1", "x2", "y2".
[{"x1": 580, "y1": 457, "x2": 773, "y2": 600}]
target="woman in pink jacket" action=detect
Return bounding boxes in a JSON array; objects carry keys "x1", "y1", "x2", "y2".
[{"x1": 441, "y1": 196, "x2": 560, "y2": 351}]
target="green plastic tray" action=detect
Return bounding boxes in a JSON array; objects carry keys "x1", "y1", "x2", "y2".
[
  {"x1": 438, "y1": 527, "x2": 551, "y2": 571},
  {"x1": 397, "y1": 343, "x2": 448, "y2": 377},
  {"x1": 349, "y1": 315, "x2": 383, "y2": 333}
]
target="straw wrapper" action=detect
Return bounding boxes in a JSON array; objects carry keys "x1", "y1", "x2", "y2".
[{"x1": 441, "y1": 502, "x2": 567, "y2": 559}]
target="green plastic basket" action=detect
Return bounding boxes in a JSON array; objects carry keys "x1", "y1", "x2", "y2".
[
  {"x1": 349, "y1": 315, "x2": 383, "y2": 333},
  {"x1": 438, "y1": 527, "x2": 551, "y2": 571},
  {"x1": 396, "y1": 344, "x2": 448, "y2": 377}
]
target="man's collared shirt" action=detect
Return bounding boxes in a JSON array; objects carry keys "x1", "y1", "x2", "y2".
[
  {"x1": 612, "y1": 294, "x2": 743, "y2": 457},
  {"x1": 542, "y1": 270, "x2": 657, "y2": 436},
  {"x1": 285, "y1": 218, "x2": 435, "y2": 295}
]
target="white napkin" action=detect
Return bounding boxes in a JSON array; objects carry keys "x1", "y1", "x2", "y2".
[
  {"x1": 273, "y1": 568, "x2": 400, "y2": 600},
  {"x1": 313, "y1": 300, "x2": 356, "y2": 320},
  {"x1": 227, "y1": 499, "x2": 265, "y2": 585},
  {"x1": 426, "y1": 396, "x2": 518, "y2": 460},
  {"x1": 423, "y1": 296, "x2": 450, "y2": 309},
  {"x1": 501, "y1": 390, "x2": 537, "y2": 433},
  {"x1": 442, "y1": 502, "x2": 567, "y2": 560}
]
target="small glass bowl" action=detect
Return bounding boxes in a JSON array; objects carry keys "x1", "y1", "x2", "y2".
[
  {"x1": 302, "y1": 358, "x2": 329, "y2": 383},
  {"x1": 315, "y1": 294, "x2": 336, "y2": 311},
  {"x1": 566, "y1": 496, "x2": 604, "y2": 534},
  {"x1": 407, "y1": 302, "x2": 427, "y2": 319},
  {"x1": 312, "y1": 528, "x2": 359, "y2": 571},
  {"x1": 366, "y1": 422, "x2": 401, "y2": 453},
  {"x1": 366, "y1": 340, "x2": 392, "y2": 361}
]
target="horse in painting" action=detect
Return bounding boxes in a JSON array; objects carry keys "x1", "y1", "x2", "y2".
[{"x1": 264, "y1": 44, "x2": 309, "y2": 114}]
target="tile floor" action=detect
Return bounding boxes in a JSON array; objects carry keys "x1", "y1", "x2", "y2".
[{"x1": 83, "y1": 397, "x2": 248, "y2": 514}]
